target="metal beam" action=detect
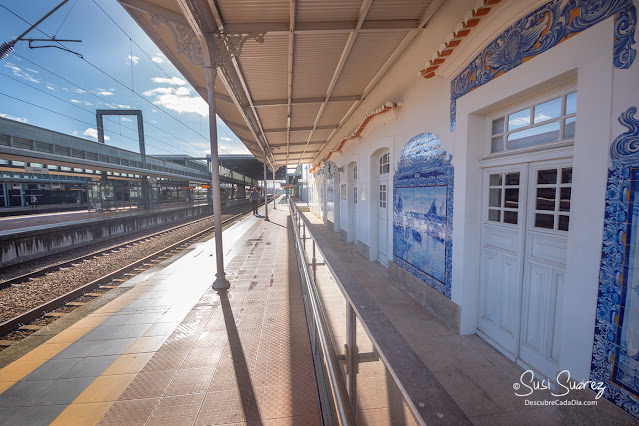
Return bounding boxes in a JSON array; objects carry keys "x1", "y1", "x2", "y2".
[
  {"x1": 265, "y1": 125, "x2": 336, "y2": 134},
  {"x1": 253, "y1": 95, "x2": 360, "y2": 107},
  {"x1": 316, "y1": 0, "x2": 446, "y2": 163},
  {"x1": 286, "y1": 0, "x2": 296, "y2": 167},
  {"x1": 223, "y1": 19, "x2": 421, "y2": 35}
]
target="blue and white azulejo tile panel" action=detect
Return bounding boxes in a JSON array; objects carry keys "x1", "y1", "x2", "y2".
[
  {"x1": 449, "y1": 0, "x2": 637, "y2": 131},
  {"x1": 592, "y1": 107, "x2": 639, "y2": 419},
  {"x1": 393, "y1": 133, "x2": 453, "y2": 299}
]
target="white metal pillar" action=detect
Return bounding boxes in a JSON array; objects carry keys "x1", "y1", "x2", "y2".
[
  {"x1": 263, "y1": 151, "x2": 269, "y2": 221},
  {"x1": 205, "y1": 67, "x2": 230, "y2": 290},
  {"x1": 272, "y1": 167, "x2": 276, "y2": 210}
]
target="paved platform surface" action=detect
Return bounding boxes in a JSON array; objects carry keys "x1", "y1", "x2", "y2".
[
  {"x1": 299, "y1": 205, "x2": 637, "y2": 425},
  {"x1": 0, "y1": 205, "x2": 319, "y2": 425}
]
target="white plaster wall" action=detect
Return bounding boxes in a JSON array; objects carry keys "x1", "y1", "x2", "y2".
[{"x1": 308, "y1": 0, "x2": 638, "y2": 383}]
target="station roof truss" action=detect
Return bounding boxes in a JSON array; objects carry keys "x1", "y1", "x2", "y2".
[
  {"x1": 117, "y1": 0, "x2": 447, "y2": 169},
  {"x1": 0, "y1": 118, "x2": 258, "y2": 186}
]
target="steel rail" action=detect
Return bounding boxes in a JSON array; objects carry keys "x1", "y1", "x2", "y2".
[
  {"x1": 287, "y1": 198, "x2": 356, "y2": 425},
  {"x1": 0, "y1": 201, "x2": 257, "y2": 289},
  {"x1": 0, "y1": 208, "x2": 251, "y2": 337}
]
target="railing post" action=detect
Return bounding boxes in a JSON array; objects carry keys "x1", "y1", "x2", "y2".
[
  {"x1": 346, "y1": 303, "x2": 357, "y2": 411},
  {"x1": 302, "y1": 222, "x2": 306, "y2": 247},
  {"x1": 312, "y1": 239, "x2": 317, "y2": 285}
]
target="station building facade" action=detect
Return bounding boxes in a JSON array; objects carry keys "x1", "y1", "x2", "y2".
[{"x1": 306, "y1": 0, "x2": 639, "y2": 416}]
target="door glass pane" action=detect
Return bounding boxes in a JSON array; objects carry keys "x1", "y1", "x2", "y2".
[
  {"x1": 504, "y1": 210, "x2": 518, "y2": 224},
  {"x1": 566, "y1": 92, "x2": 577, "y2": 114},
  {"x1": 504, "y1": 188, "x2": 519, "y2": 208},
  {"x1": 507, "y1": 122, "x2": 560, "y2": 149},
  {"x1": 534, "y1": 97, "x2": 561, "y2": 123},
  {"x1": 489, "y1": 174, "x2": 502, "y2": 186},
  {"x1": 489, "y1": 188, "x2": 502, "y2": 207},
  {"x1": 508, "y1": 108, "x2": 530, "y2": 130},
  {"x1": 558, "y1": 215, "x2": 570, "y2": 231},
  {"x1": 537, "y1": 169, "x2": 558, "y2": 184},
  {"x1": 561, "y1": 167, "x2": 572, "y2": 184},
  {"x1": 491, "y1": 136, "x2": 504, "y2": 153},
  {"x1": 488, "y1": 209, "x2": 500, "y2": 222},
  {"x1": 564, "y1": 117, "x2": 576, "y2": 139},
  {"x1": 505, "y1": 172, "x2": 520, "y2": 186},
  {"x1": 560, "y1": 187, "x2": 571, "y2": 212},
  {"x1": 535, "y1": 213, "x2": 554, "y2": 229},
  {"x1": 492, "y1": 117, "x2": 505, "y2": 135},
  {"x1": 536, "y1": 187, "x2": 556, "y2": 210}
]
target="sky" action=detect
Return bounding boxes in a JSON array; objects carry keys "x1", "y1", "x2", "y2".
[{"x1": 0, "y1": 0, "x2": 251, "y2": 158}]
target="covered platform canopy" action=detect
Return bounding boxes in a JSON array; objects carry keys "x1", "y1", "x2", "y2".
[
  {"x1": 153, "y1": 154, "x2": 285, "y2": 182},
  {"x1": 117, "y1": 0, "x2": 445, "y2": 169}
]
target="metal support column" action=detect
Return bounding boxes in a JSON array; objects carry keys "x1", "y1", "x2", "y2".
[
  {"x1": 263, "y1": 151, "x2": 269, "y2": 221},
  {"x1": 19, "y1": 184, "x2": 25, "y2": 207},
  {"x1": 272, "y1": 167, "x2": 276, "y2": 210},
  {"x1": 205, "y1": 67, "x2": 230, "y2": 290}
]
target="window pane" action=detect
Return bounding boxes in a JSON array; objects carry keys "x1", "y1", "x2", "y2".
[
  {"x1": 537, "y1": 169, "x2": 558, "y2": 184},
  {"x1": 383, "y1": 164, "x2": 389, "y2": 174},
  {"x1": 536, "y1": 187, "x2": 556, "y2": 210},
  {"x1": 535, "y1": 213, "x2": 554, "y2": 229},
  {"x1": 564, "y1": 117, "x2": 576, "y2": 139},
  {"x1": 505, "y1": 173, "x2": 520, "y2": 186},
  {"x1": 534, "y1": 97, "x2": 561, "y2": 123},
  {"x1": 558, "y1": 215, "x2": 570, "y2": 231},
  {"x1": 489, "y1": 174, "x2": 502, "y2": 186},
  {"x1": 560, "y1": 187, "x2": 571, "y2": 212},
  {"x1": 504, "y1": 210, "x2": 518, "y2": 224},
  {"x1": 561, "y1": 167, "x2": 572, "y2": 184},
  {"x1": 492, "y1": 117, "x2": 505, "y2": 135},
  {"x1": 488, "y1": 209, "x2": 500, "y2": 222},
  {"x1": 489, "y1": 188, "x2": 502, "y2": 207},
  {"x1": 505, "y1": 188, "x2": 519, "y2": 208},
  {"x1": 491, "y1": 136, "x2": 504, "y2": 153},
  {"x1": 507, "y1": 122, "x2": 560, "y2": 149},
  {"x1": 566, "y1": 92, "x2": 577, "y2": 115},
  {"x1": 508, "y1": 108, "x2": 530, "y2": 130}
]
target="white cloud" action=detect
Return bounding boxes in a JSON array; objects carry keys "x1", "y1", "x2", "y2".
[
  {"x1": 46, "y1": 85, "x2": 55, "y2": 90},
  {"x1": 97, "y1": 91, "x2": 114, "y2": 96},
  {"x1": 121, "y1": 117, "x2": 132, "y2": 122},
  {"x1": 5, "y1": 64, "x2": 39, "y2": 83},
  {"x1": 127, "y1": 55, "x2": 140, "y2": 65},
  {"x1": 144, "y1": 81, "x2": 207, "y2": 117},
  {"x1": 152, "y1": 56, "x2": 164, "y2": 64},
  {"x1": 25, "y1": 67, "x2": 39, "y2": 74},
  {"x1": 0, "y1": 113, "x2": 27, "y2": 123},
  {"x1": 74, "y1": 88, "x2": 86, "y2": 94},
  {"x1": 70, "y1": 99, "x2": 82, "y2": 104},
  {"x1": 221, "y1": 136, "x2": 233, "y2": 142},
  {"x1": 152, "y1": 77, "x2": 186, "y2": 86},
  {"x1": 117, "y1": 104, "x2": 132, "y2": 109},
  {"x1": 83, "y1": 128, "x2": 110, "y2": 141}
]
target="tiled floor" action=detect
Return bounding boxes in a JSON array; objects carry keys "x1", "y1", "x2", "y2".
[{"x1": 0, "y1": 205, "x2": 320, "y2": 425}]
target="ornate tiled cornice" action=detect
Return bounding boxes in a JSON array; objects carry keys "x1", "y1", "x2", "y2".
[
  {"x1": 447, "y1": 0, "x2": 637, "y2": 131},
  {"x1": 419, "y1": 0, "x2": 502, "y2": 79},
  {"x1": 311, "y1": 102, "x2": 402, "y2": 174}
]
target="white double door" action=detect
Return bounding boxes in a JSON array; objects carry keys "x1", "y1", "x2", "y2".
[{"x1": 478, "y1": 159, "x2": 572, "y2": 380}]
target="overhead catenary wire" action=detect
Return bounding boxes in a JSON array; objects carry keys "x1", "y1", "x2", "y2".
[
  {"x1": 1, "y1": 4, "x2": 237, "y2": 157},
  {"x1": 0, "y1": 71, "x2": 204, "y2": 156},
  {"x1": 0, "y1": 92, "x2": 177, "y2": 155}
]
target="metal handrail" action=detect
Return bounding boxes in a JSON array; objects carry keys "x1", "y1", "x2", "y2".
[{"x1": 288, "y1": 198, "x2": 356, "y2": 426}]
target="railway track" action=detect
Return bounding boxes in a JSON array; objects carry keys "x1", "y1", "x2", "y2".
[{"x1": 0, "y1": 202, "x2": 260, "y2": 346}]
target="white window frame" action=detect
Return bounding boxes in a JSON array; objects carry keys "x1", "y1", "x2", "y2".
[
  {"x1": 379, "y1": 152, "x2": 390, "y2": 175},
  {"x1": 485, "y1": 87, "x2": 577, "y2": 159}
]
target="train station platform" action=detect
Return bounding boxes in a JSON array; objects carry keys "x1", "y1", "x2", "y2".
[
  {"x1": 0, "y1": 199, "x2": 635, "y2": 425},
  {"x1": 0, "y1": 203, "x2": 319, "y2": 425}
]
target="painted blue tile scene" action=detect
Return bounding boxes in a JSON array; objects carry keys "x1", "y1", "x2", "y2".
[
  {"x1": 393, "y1": 133, "x2": 453, "y2": 298},
  {"x1": 592, "y1": 107, "x2": 639, "y2": 419}
]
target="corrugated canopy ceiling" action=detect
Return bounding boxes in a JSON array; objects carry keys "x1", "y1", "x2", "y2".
[{"x1": 118, "y1": 0, "x2": 444, "y2": 168}]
